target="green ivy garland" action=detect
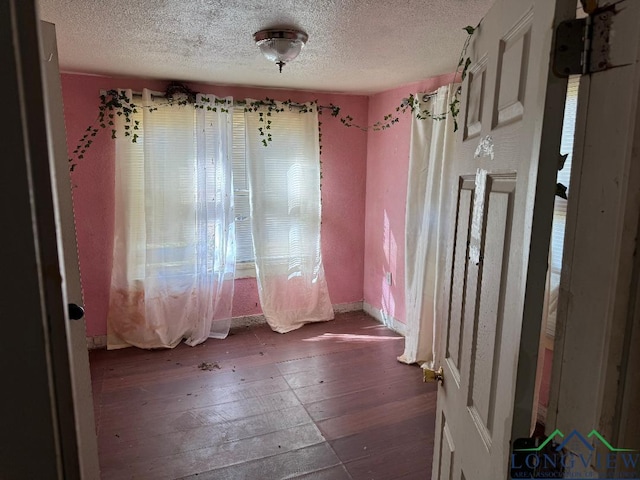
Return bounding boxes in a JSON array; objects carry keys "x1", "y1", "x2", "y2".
[
  {"x1": 69, "y1": 26, "x2": 475, "y2": 172},
  {"x1": 69, "y1": 92, "x2": 326, "y2": 171}
]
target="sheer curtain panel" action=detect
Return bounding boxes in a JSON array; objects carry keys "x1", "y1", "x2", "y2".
[
  {"x1": 399, "y1": 85, "x2": 456, "y2": 367},
  {"x1": 107, "y1": 90, "x2": 236, "y2": 349},
  {"x1": 244, "y1": 101, "x2": 334, "y2": 333}
]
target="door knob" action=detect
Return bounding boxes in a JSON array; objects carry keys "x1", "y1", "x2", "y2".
[
  {"x1": 423, "y1": 366, "x2": 444, "y2": 385},
  {"x1": 68, "y1": 303, "x2": 84, "y2": 320}
]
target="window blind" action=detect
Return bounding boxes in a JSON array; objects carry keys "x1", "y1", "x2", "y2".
[
  {"x1": 547, "y1": 75, "x2": 580, "y2": 338},
  {"x1": 232, "y1": 109, "x2": 255, "y2": 264},
  {"x1": 244, "y1": 105, "x2": 322, "y2": 266}
]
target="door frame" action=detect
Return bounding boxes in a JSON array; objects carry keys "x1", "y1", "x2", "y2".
[
  {"x1": 0, "y1": 0, "x2": 80, "y2": 478},
  {"x1": 547, "y1": 0, "x2": 640, "y2": 466}
]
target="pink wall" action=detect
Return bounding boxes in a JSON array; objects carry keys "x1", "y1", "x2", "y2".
[
  {"x1": 363, "y1": 73, "x2": 454, "y2": 324},
  {"x1": 61, "y1": 74, "x2": 368, "y2": 337},
  {"x1": 540, "y1": 348, "x2": 553, "y2": 407}
]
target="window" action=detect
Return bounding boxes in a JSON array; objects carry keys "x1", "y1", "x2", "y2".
[
  {"x1": 116, "y1": 94, "x2": 319, "y2": 281},
  {"x1": 109, "y1": 90, "x2": 236, "y2": 347},
  {"x1": 121, "y1": 95, "x2": 203, "y2": 280},
  {"x1": 231, "y1": 109, "x2": 256, "y2": 277},
  {"x1": 232, "y1": 104, "x2": 321, "y2": 279},
  {"x1": 242, "y1": 103, "x2": 322, "y2": 276},
  {"x1": 546, "y1": 75, "x2": 580, "y2": 337}
]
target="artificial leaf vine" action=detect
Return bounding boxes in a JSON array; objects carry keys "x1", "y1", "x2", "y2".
[
  {"x1": 451, "y1": 25, "x2": 476, "y2": 132},
  {"x1": 331, "y1": 25, "x2": 475, "y2": 133},
  {"x1": 69, "y1": 26, "x2": 475, "y2": 171},
  {"x1": 68, "y1": 89, "x2": 316, "y2": 170}
]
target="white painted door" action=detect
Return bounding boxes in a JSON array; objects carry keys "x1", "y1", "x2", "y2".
[
  {"x1": 2, "y1": 1, "x2": 79, "y2": 477},
  {"x1": 40, "y1": 21, "x2": 101, "y2": 478},
  {"x1": 431, "y1": 0, "x2": 574, "y2": 478}
]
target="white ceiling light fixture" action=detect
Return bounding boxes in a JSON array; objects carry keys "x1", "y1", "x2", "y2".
[{"x1": 253, "y1": 29, "x2": 309, "y2": 73}]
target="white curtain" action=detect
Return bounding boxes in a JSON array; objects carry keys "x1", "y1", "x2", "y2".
[
  {"x1": 244, "y1": 101, "x2": 334, "y2": 333},
  {"x1": 107, "y1": 90, "x2": 236, "y2": 349},
  {"x1": 398, "y1": 85, "x2": 457, "y2": 367}
]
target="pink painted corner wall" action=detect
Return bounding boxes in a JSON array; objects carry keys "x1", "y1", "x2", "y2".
[
  {"x1": 61, "y1": 74, "x2": 368, "y2": 337},
  {"x1": 363, "y1": 73, "x2": 454, "y2": 325}
]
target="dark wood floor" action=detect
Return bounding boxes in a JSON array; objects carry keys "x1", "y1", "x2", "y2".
[{"x1": 90, "y1": 311, "x2": 437, "y2": 479}]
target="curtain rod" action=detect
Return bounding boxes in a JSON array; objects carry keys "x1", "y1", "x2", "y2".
[
  {"x1": 100, "y1": 89, "x2": 338, "y2": 112},
  {"x1": 99, "y1": 88, "x2": 436, "y2": 114}
]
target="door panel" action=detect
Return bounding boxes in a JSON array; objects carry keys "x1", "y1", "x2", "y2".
[
  {"x1": 446, "y1": 179, "x2": 474, "y2": 385},
  {"x1": 465, "y1": 60, "x2": 487, "y2": 139},
  {"x1": 437, "y1": 413, "x2": 456, "y2": 480},
  {"x1": 468, "y1": 176, "x2": 514, "y2": 428},
  {"x1": 432, "y1": 0, "x2": 573, "y2": 478},
  {"x1": 493, "y1": 13, "x2": 532, "y2": 128},
  {"x1": 465, "y1": 174, "x2": 516, "y2": 452}
]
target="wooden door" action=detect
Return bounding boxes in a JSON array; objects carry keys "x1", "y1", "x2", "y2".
[
  {"x1": 431, "y1": 0, "x2": 574, "y2": 478},
  {"x1": 40, "y1": 21, "x2": 101, "y2": 478}
]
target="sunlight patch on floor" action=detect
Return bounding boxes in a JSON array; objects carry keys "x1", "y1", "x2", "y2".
[{"x1": 302, "y1": 333, "x2": 403, "y2": 343}]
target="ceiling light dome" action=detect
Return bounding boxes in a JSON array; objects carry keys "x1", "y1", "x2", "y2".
[{"x1": 254, "y1": 29, "x2": 308, "y2": 73}]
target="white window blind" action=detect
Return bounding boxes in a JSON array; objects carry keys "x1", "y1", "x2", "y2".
[
  {"x1": 244, "y1": 105, "x2": 322, "y2": 268},
  {"x1": 119, "y1": 99, "x2": 312, "y2": 275},
  {"x1": 547, "y1": 75, "x2": 580, "y2": 338},
  {"x1": 231, "y1": 109, "x2": 255, "y2": 265},
  {"x1": 108, "y1": 90, "x2": 236, "y2": 347},
  {"x1": 119, "y1": 94, "x2": 200, "y2": 281}
]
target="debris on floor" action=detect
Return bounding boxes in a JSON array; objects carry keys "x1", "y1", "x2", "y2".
[{"x1": 197, "y1": 362, "x2": 221, "y2": 371}]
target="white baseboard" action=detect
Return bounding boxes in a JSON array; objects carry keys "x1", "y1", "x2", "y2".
[
  {"x1": 333, "y1": 301, "x2": 364, "y2": 313},
  {"x1": 87, "y1": 301, "x2": 367, "y2": 348},
  {"x1": 363, "y1": 301, "x2": 406, "y2": 336},
  {"x1": 230, "y1": 301, "x2": 364, "y2": 329},
  {"x1": 230, "y1": 313, "x2": 266, "y2": 329},
  {"x1": 86, "y1": 335, "x2": 106, "y2": 350}
]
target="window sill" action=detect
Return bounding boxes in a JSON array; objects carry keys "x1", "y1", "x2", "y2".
[{"x1": 235, "y1": 262, "x2": 256, "y2": 279}]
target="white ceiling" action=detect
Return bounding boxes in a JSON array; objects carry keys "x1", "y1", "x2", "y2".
[{"x1": 37, "y1": 0, "x2": 493, "y2": 95}]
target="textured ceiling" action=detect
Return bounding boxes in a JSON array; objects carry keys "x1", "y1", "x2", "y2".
[{"x1": 37, "y1": 0, "x2": 493, "y2": 94}]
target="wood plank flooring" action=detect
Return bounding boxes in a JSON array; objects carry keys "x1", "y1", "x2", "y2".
[{"x1": 90, "y1": 311, "x2": 437, "y2": 479}]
